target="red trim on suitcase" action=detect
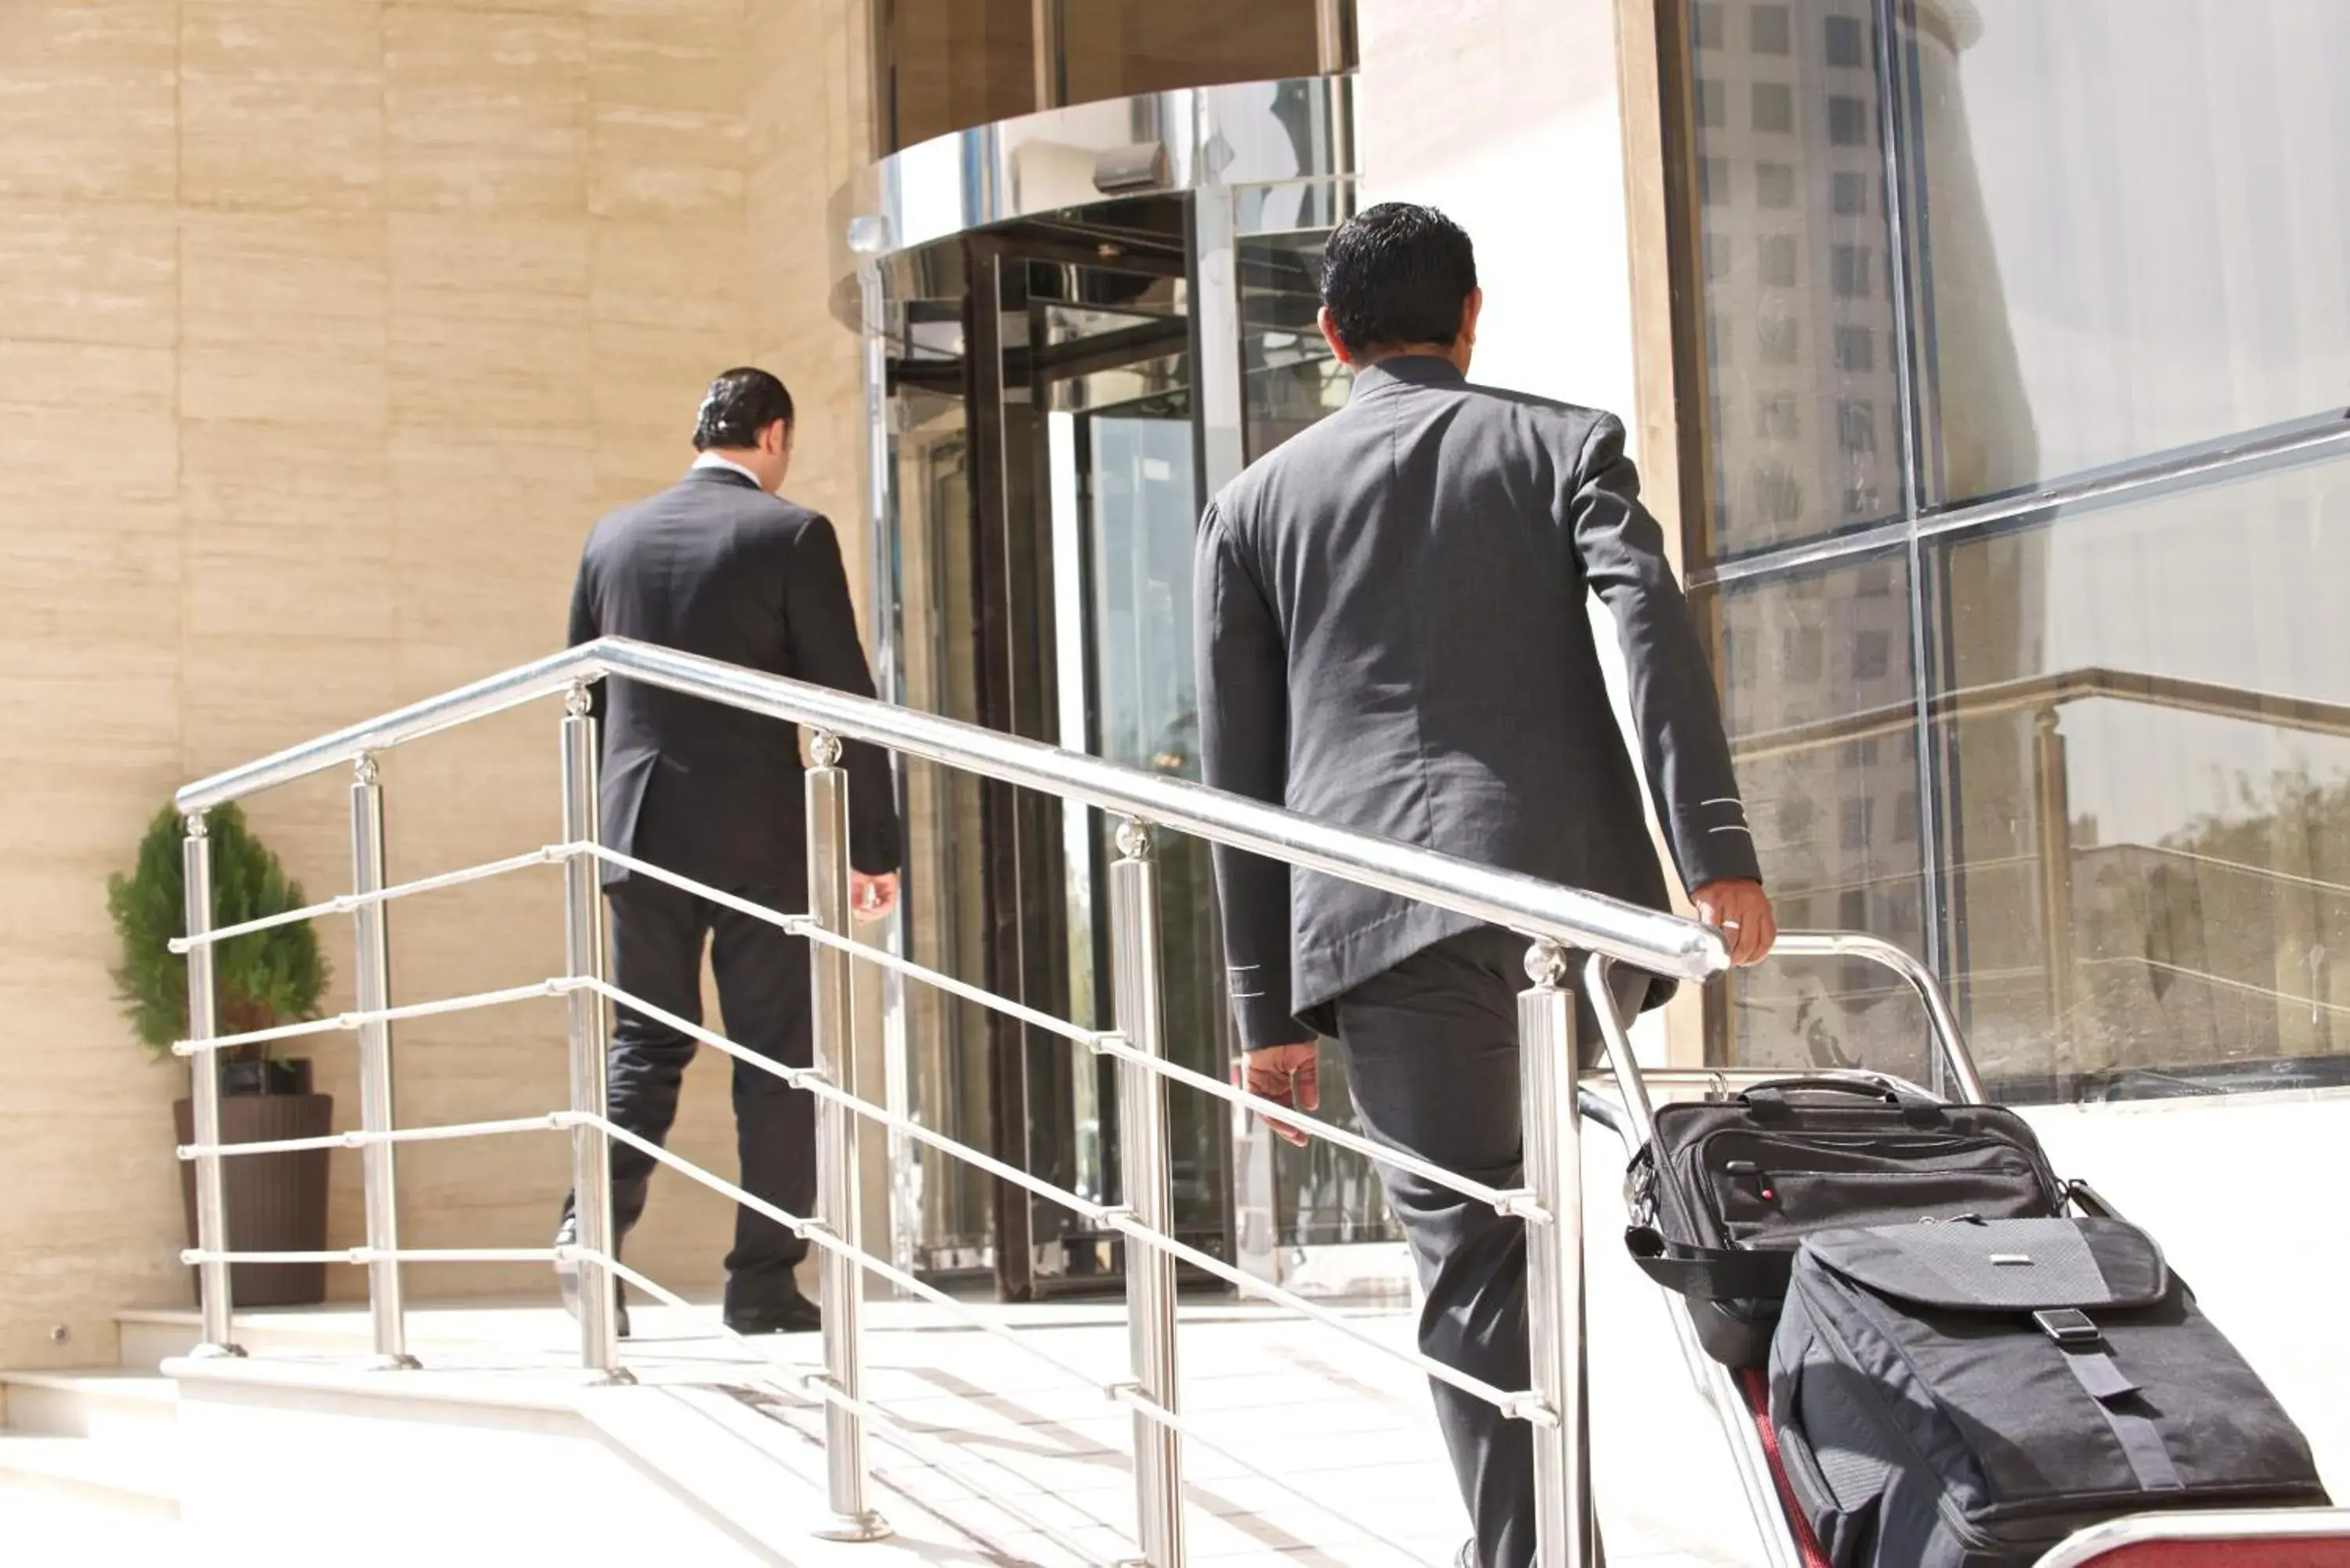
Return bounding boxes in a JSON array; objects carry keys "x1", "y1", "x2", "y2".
[{"x1": 1740, "y1": 1367, "x2": 1835, "y2": 1568}]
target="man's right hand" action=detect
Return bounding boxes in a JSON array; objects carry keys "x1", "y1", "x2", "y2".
[
  {"x1": 1692, "y1": 877, "x2": 1776, "y2": 966},
  {"x1": 1242, "y1": 1042, "x2": 1321, "y2": 1147}
]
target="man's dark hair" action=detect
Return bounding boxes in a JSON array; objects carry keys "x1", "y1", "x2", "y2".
[
  {"x1": 1319, "y1": 203, "x2": 1479, "y2": 354},
  {"x1": 692, "y1": 367, "x2": 795, "y2": 450}
]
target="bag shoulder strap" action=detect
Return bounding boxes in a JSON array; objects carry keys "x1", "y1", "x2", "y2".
[{"x1": 1624, "y1": 1226, "x2": 1795, "y2": 1299}]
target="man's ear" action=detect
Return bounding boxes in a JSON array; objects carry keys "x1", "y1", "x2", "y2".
[
  {"x1": 1459, "y1": 287, "x2": 1484, "y2": 349},
  {"x1": 1316, "y1": 305, "x2": 1357, "y2": 367}
]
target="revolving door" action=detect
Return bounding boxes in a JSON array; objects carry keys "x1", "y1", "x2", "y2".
[{"x1": 841, "y1": 78, "x2": 1408, "y2": 1299}]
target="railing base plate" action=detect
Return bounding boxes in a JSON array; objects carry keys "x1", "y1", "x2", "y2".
[{"x1": 815, "y1": 1511, "x2": 895, "y2": 1544}]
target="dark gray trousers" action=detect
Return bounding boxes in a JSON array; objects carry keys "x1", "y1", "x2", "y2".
[
  {"x1": 1329, "y1": 927, "x2": 1640, "y2": 1568},
  {"x1": 560, "y1": 871, "x2": 816, "y2": 1313}
]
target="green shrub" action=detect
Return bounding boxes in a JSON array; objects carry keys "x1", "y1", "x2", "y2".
[{"x1": 106, "y1": 803, "x2": 331, "y2": 1060}]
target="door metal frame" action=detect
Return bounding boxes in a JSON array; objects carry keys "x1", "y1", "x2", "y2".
[
  {"x1": 843, "y1": 76, "x2": 1370, "y2": 1300},
  {"x1": 830, "y1": 76, "x2": 1354, "y2": 323},
  {"x1": 981, "y1": 229, "x2": 1206, "y2": 1299}
]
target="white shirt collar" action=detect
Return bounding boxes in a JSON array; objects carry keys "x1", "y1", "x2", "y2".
[{"x1": 692, "y1": 450, "x2": 767, "y2": 490}]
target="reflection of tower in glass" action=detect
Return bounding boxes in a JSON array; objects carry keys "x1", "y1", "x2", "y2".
[
  {"x1": 1698, "y1": 0, "x2": 2035, "y2": 538},
  {"x1": 1910, "y1": 2, "x2": 2037, "y2": 501},
  {"x1": 1698, "y1": 2, "x2": 2039, "y2": 1068},
  {"x1": 1912, "y1": 0, "x2": 2044, "y2": 710},
  {"x1": 1697, "y1": 0, "x2": 1900, "y2": 560},
  {"x1": 1907, "y1": 2, "x2": 2059, "y2": 1077},
  {"x1": 1697, "y1": 2, "x2": 1912, "y2": 1006}
]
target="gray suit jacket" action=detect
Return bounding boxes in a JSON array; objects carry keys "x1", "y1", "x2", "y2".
[
  {"x1": 568, "y1": 466, "x2": 902, "y2": 894},
  {"x1": 1195, "y1": 356, "x2": 1759, "y2": 1049}
]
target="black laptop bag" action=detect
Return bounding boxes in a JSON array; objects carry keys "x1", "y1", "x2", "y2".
[
  {"x1": 1622, "y1": 1077, "x2": 2065, "y2": 1367},
  {"x1": 1769, "y1": 1216, "x2": 2330, "y2": 1567}
]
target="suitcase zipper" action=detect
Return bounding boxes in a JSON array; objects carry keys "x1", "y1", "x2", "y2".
[
  {"x1": 1724, "y1": 1159, "x2": 1774, "y2": 1204},
  {"x1": 1690, "y1": 1140, "x2": 2046, "y2": 1242}
]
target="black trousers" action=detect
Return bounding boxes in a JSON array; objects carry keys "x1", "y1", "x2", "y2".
[
  {"x1": 1329, "y1": 927, "x2": 1640, "y2": 1568},
  {"x1": 561, "y1": 870, "x2": 816, "y2": 1313}
]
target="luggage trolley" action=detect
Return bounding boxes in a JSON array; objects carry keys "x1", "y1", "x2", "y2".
[{"x1": 1572, "y1": 930, "x2": 2350, "y2": 1568}]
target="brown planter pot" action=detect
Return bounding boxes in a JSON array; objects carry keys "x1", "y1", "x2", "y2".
[{"x1": 173, "y1": 1089, "x2": 334, "y2": 1309}]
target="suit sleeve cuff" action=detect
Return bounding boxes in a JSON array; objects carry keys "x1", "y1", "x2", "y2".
[
  {"x1": 1671, "y1": 799, "x2": 1762, "y2": 890},
  {"x1": 1679, "y1": 833, "x2": 1763, "y2": 890},
  {"x1": 1230, "y1": 969, "x2": 1307, "y2": 1052}
]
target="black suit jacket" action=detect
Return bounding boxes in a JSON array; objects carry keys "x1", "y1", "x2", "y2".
[
  {"x1": 1195, "y1": 357, "x2": 1759, "y2": 1048},
  {"x1": 568, "y1": 466, "x2": 902, "y2": 893}
]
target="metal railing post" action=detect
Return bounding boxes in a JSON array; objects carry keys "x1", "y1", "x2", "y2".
[
  {"x1": 807, "y1": 732, "x2": 891, "y2": 1543},
  {"x1": 2033, "y1": 705, "x2": 2077, "y2": 1086},
  {"x1": 349, "y1": 755, "x2": 419, "y2": 1369},
  {"x1": 182, "y1": 813, "x2": 243, "y2": 1360},
  {"x1": 560, "y1": 685, "x2": 629, "y2": 1382},
  {"x1": 1110, "y1": 818, "x2": 1187, "y2": 1567},
  {"x1": 1521, "y1": 940, "x2": 1593, "y2": 1568}
]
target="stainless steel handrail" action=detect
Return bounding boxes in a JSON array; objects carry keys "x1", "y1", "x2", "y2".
[
  {"x1": 168, "y1": 638, "x2": 1744, "y2": 1568},
  {"x1": 174, "y1": 636, "x2": 1730, "y2": 983},
  {"x1": 169, "y1": 835, "x2": 1540, "y2": 1213}
]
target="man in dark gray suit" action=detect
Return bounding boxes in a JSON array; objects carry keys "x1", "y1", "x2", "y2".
[
  {"x1": 1195, "y1": 205, "x2": 1775, "y2": 1566},
  {"x1": 557, "y1": 367, "x2": 902, "y2": 1336}
]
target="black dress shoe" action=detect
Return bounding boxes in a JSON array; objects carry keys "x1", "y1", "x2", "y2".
[{"x1": 724, "y1": 1295, "x2": 822, "y2": 1335}]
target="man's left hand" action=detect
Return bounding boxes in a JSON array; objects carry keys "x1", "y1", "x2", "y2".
[
  {"x1": 1691, "y1": 878, "x2": 1776, "y2": 967},
  {"x1": 851, "y1": 872, "x2": 900, "y2": 921},
  {"x1": 1241, "y1": 1042, "x2": 1321, "y2": 1147}
]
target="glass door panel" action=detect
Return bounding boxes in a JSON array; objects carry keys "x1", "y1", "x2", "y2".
[
  {"x1": 1014, "y1": 243, "x2": 1228, "y2": 1290},
  {"x1": 1081, "y1": 412, "x2": 1222, "y2": 1248},
  {"x1": 884, "y1": 372, "x2": 1000, "y2": 1279},
  {"x1": 871, "y1": 187, "x2": 1377, "y2": 1300}
]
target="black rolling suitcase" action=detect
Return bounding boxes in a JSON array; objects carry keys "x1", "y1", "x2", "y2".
[
  {"x1": 1622, "y1": 1075, "x2": 2065, "y2": 1367},
  {"x1": 1767, "y1": 1215, "x2": 2332, "y2": 1567}
]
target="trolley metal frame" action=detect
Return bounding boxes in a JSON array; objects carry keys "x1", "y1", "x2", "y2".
[{"x1": 1574, "y1": 932, "x2": 2349, "y2": 1568}]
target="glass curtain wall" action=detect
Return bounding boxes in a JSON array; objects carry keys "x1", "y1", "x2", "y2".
[{"x1": 1670, "y1": 0, "x2": 2350, "y2": 1100}]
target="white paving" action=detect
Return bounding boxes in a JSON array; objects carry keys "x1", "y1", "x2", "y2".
[
  {"x1": 31, "y1": 1096, "x2": 2345, "y2": 1563},
  {"x1": 125, "y1": 1135, "x2": 1766, "y2": 1566}
]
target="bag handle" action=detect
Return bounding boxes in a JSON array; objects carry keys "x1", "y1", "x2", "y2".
[
  {"x1": 1738, "y1": 1075, "x2": 1944, "y2": 1125},
  {"x1": 2065, "y1": 1177, "x2": 2127, "y2": 1221}
]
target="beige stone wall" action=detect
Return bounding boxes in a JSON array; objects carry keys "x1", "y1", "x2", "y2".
[{"x1": 0, "y1": 0, "x2": 876, "y2": 1367}]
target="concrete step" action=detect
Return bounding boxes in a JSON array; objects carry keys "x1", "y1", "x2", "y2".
[
  {"x1": 0, "y1": 1367, "x2": 178, "y2": 1441},
  {"x1": 118, "y1": 1309, "x2": 375, "y2": 1369},
  {"x1": 117, "y1": 1311, "x2": 204, "y2": 1370},
  {"x1": 0, "y1": 1432, "x2": 180, "y2": 1522}
]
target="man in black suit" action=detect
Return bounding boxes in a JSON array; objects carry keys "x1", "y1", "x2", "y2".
[
  {"x1": 1195, "y1": 205, "x2": 1776, "y2": 1566},
  {"x1": 557, "y1": 367, "x2": 902, "y2": 1336}
]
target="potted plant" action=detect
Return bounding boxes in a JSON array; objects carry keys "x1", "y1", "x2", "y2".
[{"x1": 108, "y1": 804, "x2": 335, "y2": 1309}]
